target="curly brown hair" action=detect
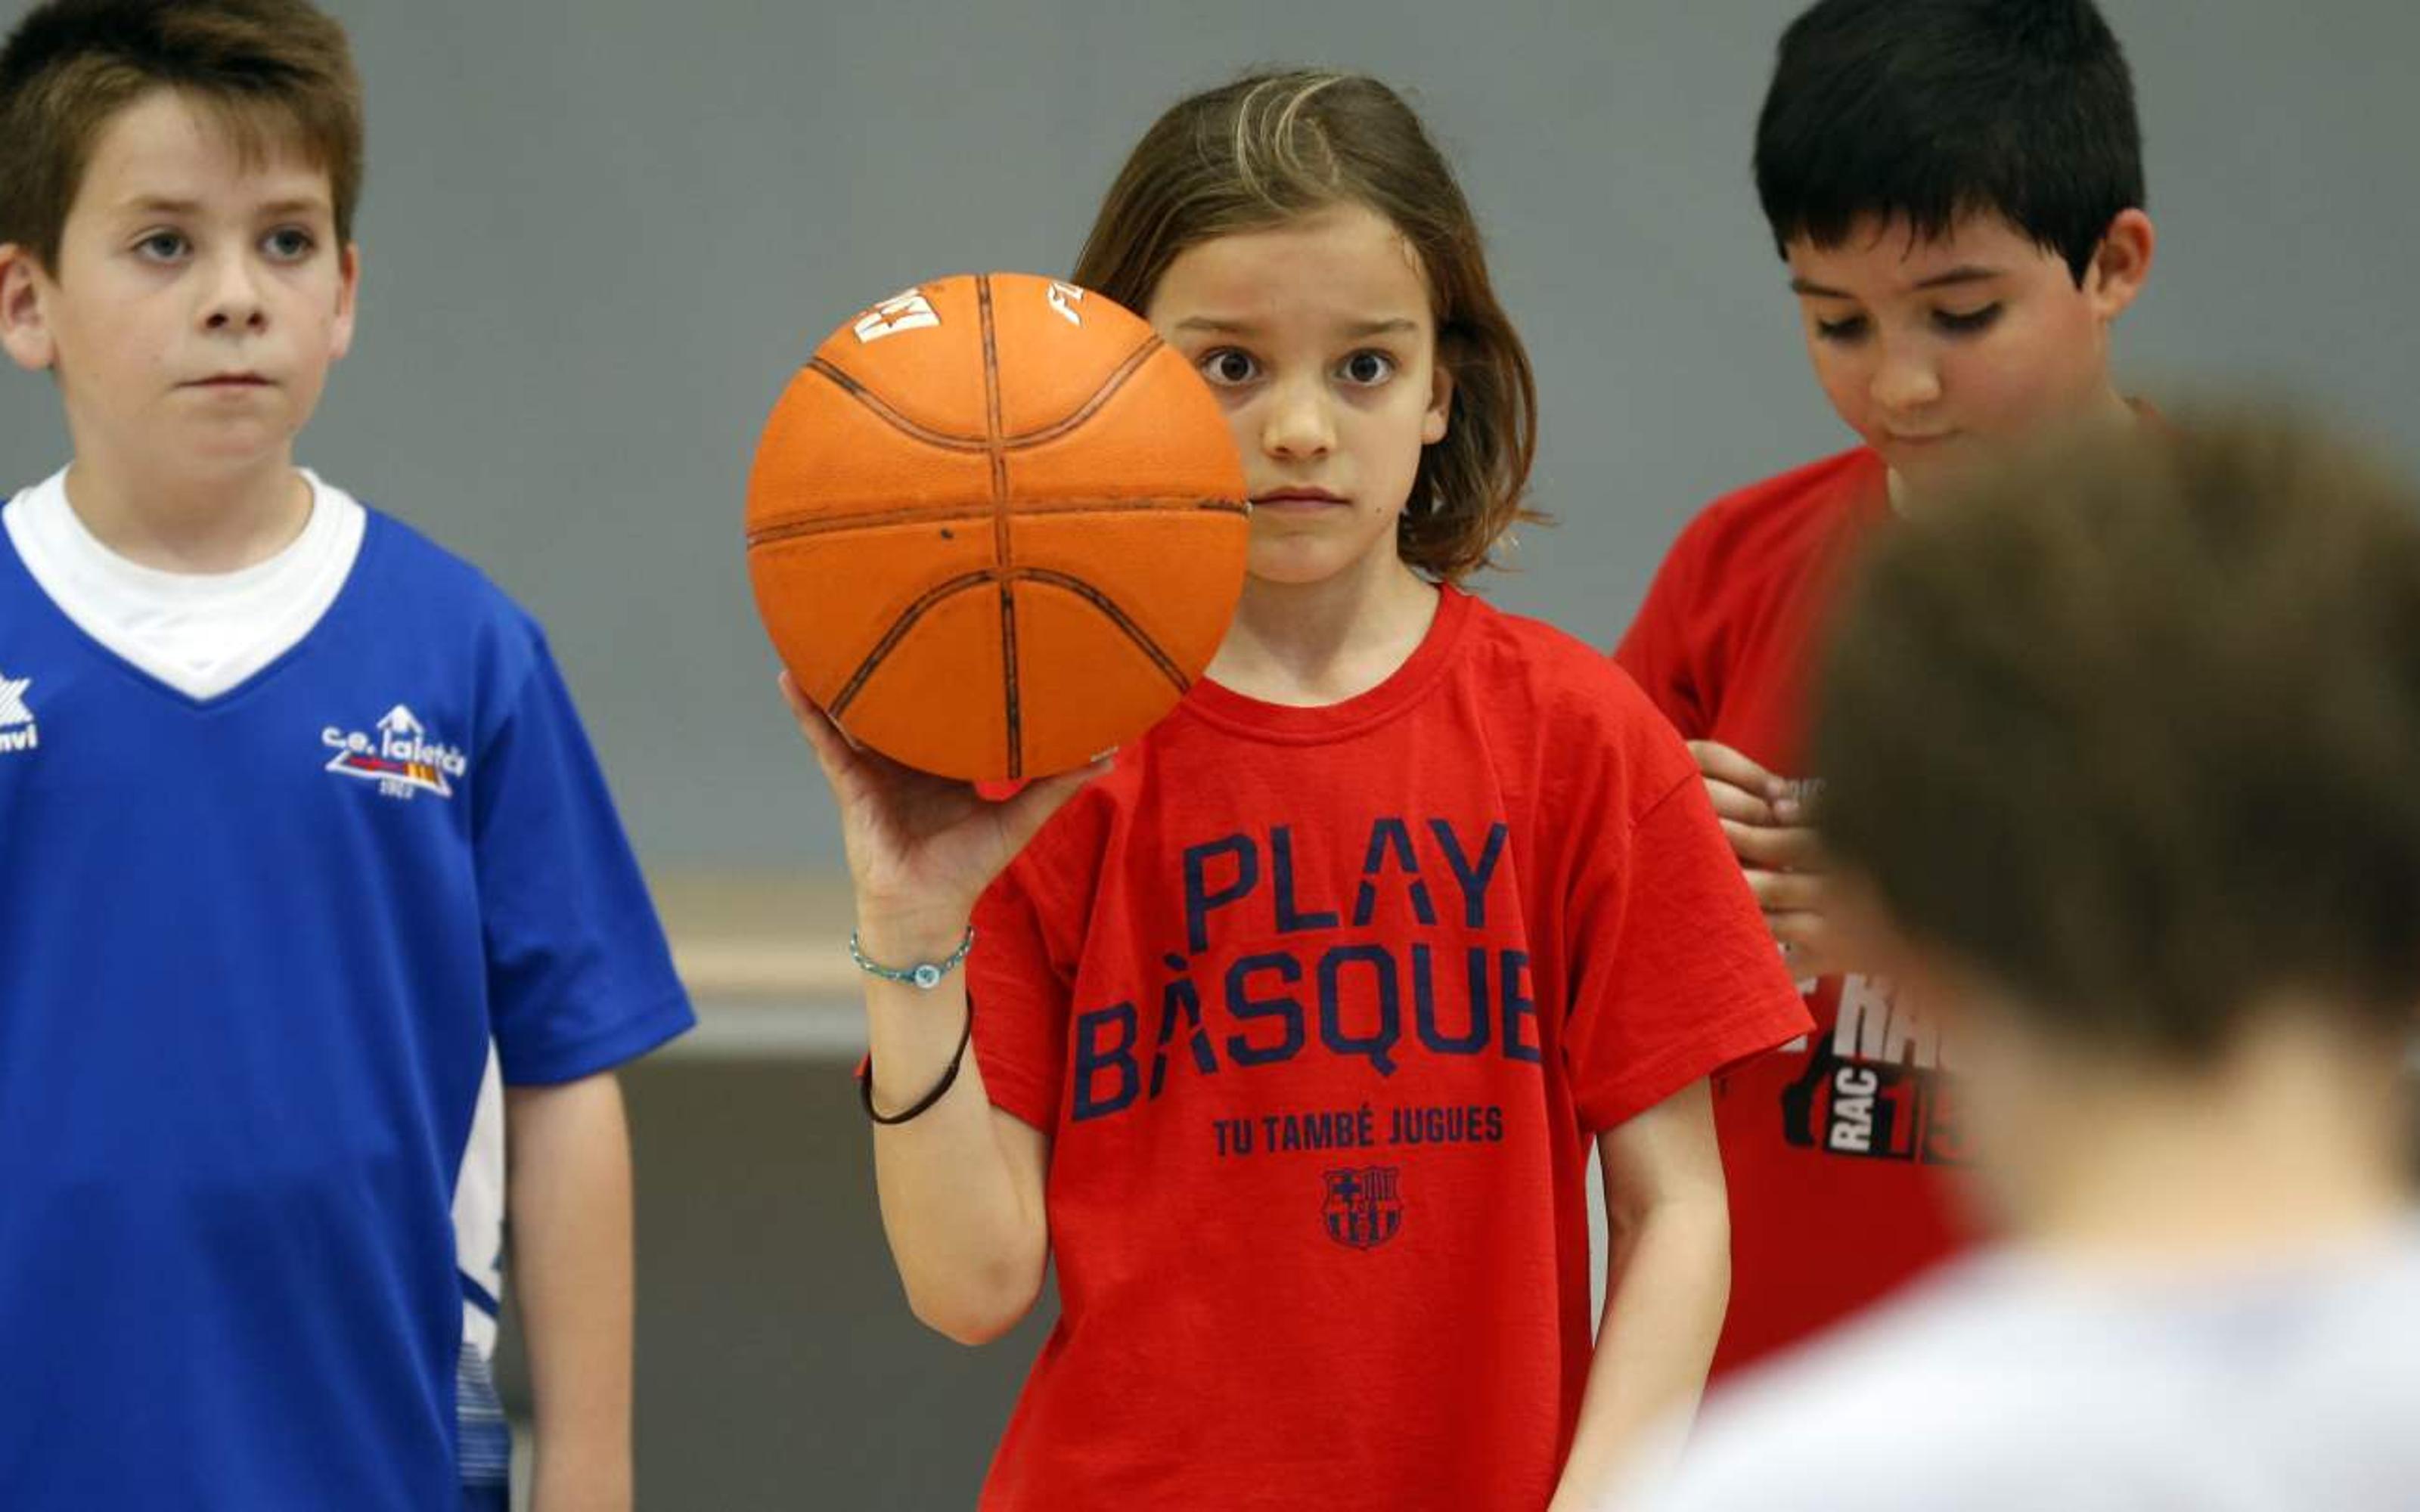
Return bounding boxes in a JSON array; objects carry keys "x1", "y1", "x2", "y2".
[{"x1": 1072, "y1": 70, "x2": 1542, "y2": 584}]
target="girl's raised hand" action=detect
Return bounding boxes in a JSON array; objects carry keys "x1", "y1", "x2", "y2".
[{"x1": 780, "y1": 671, "x2": 1108, "y2": 928}]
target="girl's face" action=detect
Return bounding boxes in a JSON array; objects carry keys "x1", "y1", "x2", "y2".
[{"x1": 1146, "y1": 201, "x2": 1450, "y2": 592}]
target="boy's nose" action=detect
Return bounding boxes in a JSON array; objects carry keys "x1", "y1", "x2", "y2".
[
  {"x1": 1260, "y1": 376, "x2": 1336, "y2": 460},
  {"x1": 199, "y1": 256, "x2": 269, "y2": 334},
  {"x1": 1870, "y1": 345, "x2": 1941, "y2": 412}
]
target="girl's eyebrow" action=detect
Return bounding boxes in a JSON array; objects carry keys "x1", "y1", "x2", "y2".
[{"x1": 1172, "y1": 315, "x2": 1422, "y2": 336}]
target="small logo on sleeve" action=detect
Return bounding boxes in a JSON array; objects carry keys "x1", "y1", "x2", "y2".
[
  {"x1": 0, "y1": 671, "x2": 36, "y2": 754},
  {"x1": 323, "y1": 704, "x2": 467, "y2": 801},
  {"x1": 1321, "y1": 1166, "x2": 1404, "y2": 1250}
]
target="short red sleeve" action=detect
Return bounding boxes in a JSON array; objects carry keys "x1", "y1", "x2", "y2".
[
  {"x1": 1614, "y1": 521, "x2": 1711, "y2": 739},
  {"x1": 966, "y1": 805, "x2": 1106, "y2": 1132},
  {"x1": 1562, "y1": 744, "x2": 1811, "y2": 1133}
]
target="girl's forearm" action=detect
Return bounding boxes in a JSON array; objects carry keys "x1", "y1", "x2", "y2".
[
  {"x1": 1548, "y1": 1188, "x2": 1731, "y2": 1510},
  {"x1": 858, "y1": 914, "x2": 1050, "y2": 1343}
]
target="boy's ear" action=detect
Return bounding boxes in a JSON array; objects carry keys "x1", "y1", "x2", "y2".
[
  {"x1": 0, "y1": 244, "x2": 57, "y2": 373},
  {"x1": 327, "y1": 241, "x2": 361, "y2": 363},
  {"x1": 2086, "y1": 209, "x2": 2155, "y2": 322},
  {"x1": 1422, "y1": 358, "x2": 1452, "y2": 446}
]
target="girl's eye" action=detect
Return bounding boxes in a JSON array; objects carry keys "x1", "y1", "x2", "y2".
[
  {"x1": 1813, "y1": 314, "x2": 1869, "y2": 344},
  {"x1": 1934, "y1": 303, "x2": 2004, "y2": 336},
  {"x1": 262, "y1": 227, "x2": 317, "y2": 261},
  {"x1": 135, "y1": 231, "x2": 189, "y2": 262},
  {"x1": 1199, "y1": 349, "x2": 1259, "y2": 386},
  {"x1": 1338, "y1": 350, "x2": 1396, "y2": 386}
]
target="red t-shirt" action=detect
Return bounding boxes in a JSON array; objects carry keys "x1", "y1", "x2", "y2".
[
  {"x1": 970, "y1": 585, "x2": 1809, "y2": 1510},
  {"x1": 1615, "y1": 448, "x2": 1971, "y2": 1379}
]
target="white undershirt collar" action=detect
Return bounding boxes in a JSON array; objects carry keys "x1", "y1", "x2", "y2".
[{"x1": 4, "y1": 466, "x2": 366, "y2": 701}]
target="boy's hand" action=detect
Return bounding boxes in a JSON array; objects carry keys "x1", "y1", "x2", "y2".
[
  {"x1": 1688, "y1": 740, "x2": 1857, "y2": 981},
  {"x1": 780, "y1": 671, "x2": 1108, "y2": 931}
]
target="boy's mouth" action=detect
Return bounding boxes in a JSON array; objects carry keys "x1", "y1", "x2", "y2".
[{"x1": 188, "y1": 372, "x2": 272, "y2": 389}]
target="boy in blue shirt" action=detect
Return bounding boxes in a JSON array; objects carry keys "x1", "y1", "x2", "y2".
[{"x1": 0, "y1": 2, "x2": 693, "y2": 1507}]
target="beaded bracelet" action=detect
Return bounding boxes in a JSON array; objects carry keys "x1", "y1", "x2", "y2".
[
  {"x1": 851, "y1": 926, "x2": 976, "y2": 1126},
  {"x1": 849, "y1": 925, "x2": 975, "y2": 990}
]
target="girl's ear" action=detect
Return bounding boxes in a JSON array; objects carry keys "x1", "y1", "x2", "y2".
[{"x1": 1423, "y1": 359, "x2": 1452, "y2": 445}]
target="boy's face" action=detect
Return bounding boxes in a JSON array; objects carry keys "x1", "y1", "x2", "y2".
[
  {"x1": 0, "y1": 88, "x2": 358, "y2": 485},
  {"x1": 1786, "y1": 211, "x2": 2150, "y2": 494}
]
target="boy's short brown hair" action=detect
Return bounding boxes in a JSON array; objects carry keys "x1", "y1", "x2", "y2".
[
  {"x1": 0, "y1": 0, "x2": 362, "y2": 271},
  {"x1": 1813, "y1": 411, "x2": 2420, "y2": 1059}
]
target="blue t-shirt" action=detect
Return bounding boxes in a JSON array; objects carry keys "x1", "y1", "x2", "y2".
[{"x1": 0, "y1": 504, "x2": 693, "y2": 1508}]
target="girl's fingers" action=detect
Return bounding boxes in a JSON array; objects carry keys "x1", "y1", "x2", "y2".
[
  {"x1": 783, "y1": 671, "x2": 926, "y2": 795},
  {"x1": 778, "y1": 671, "x2": 856, "y2": 779},
  {"x1": 995, "y1": 752, "x2": 1114, "y2": 853}
]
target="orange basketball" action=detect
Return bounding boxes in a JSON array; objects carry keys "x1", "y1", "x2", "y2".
[{"x1": 746, "y1": 272, "x2": 1251, "y2": 782}]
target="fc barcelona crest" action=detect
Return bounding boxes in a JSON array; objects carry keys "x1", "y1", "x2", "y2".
[{"x1": 1321, "y1": 1166, "x2": 1403, "y2": 1250}]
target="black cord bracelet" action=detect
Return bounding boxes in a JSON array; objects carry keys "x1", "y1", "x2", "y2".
[{"x1": 859, "y1": 996, "x2": 974, "y2": 1126}]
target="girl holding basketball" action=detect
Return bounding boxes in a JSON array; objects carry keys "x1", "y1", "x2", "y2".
[{"x1": 786, "y1": 72, "x2": 1807, "y2": 1510}]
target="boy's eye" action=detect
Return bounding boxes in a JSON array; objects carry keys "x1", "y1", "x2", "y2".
[
  {"x1": 1337, "y1": 350, "x2": 1396, "y2": 386},
  {"x1": 134, "y1": 231, "x2": 189, "y2": 262},
  {"x1": 1199, "y1": 349, "x2": 1259, "y2": 387},
  {"x1": 1813, "y1": 314, "x2": 1869, "y2": 344},
  {"x1": 262, "y1": 227, "x2": 317, "y2": 261},
  {"x1": 1933, "y1": 303, "x2": 2003, "y2": 336}
]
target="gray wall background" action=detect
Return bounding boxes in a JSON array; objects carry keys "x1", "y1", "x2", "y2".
[
  {"x1": 7, "y1": 0, "x2": 2410, "y2": 872},
  {"x1": 6, "y1": 2, "x2": 2418, "y2": 1506}
]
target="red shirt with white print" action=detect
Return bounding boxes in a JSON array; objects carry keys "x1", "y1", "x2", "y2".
[
  {"x1": 1615, "y1": 448, "x2": 1972, "y2": 1380},
  {"x1": 968, "y1": 585, "x2": 1809, "y2": 1510}
]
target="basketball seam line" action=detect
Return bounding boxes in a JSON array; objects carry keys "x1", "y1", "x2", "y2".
[
  {"x1": 827, "y1": 570, "x2": 994, "y2": 718},
  {"x1": 827, "y1": 568, "x2": 1193, "y2": 726},
  {"x1": 745, "y1": 496, "x2": 1250, "y2": 546},
  {"x1": 977, "y1": 274, "x2": 1021, "y2": 780},
  {"x1": 803, "y1": 335, "x2": 1166, "y2": 454},
  {"x1": 1019, "y1": 569, "x2": 1190, "y2": 692}
]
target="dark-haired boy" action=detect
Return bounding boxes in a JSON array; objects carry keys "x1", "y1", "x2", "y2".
[
  {"x1": 1624, "y1": 413, "x2": 2420, "y2": 1510},
  {"x1": 1615, "y1": 0, "x2": 2155, "y2": 1377},
  {"x1": 0, "y1": 3, "x2": 690, "y2": 1507}
]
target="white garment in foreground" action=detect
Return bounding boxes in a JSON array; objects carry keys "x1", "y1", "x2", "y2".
[{"x1": 1619, "y1": 1222, "x2": 2420, "y2": 1512}]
